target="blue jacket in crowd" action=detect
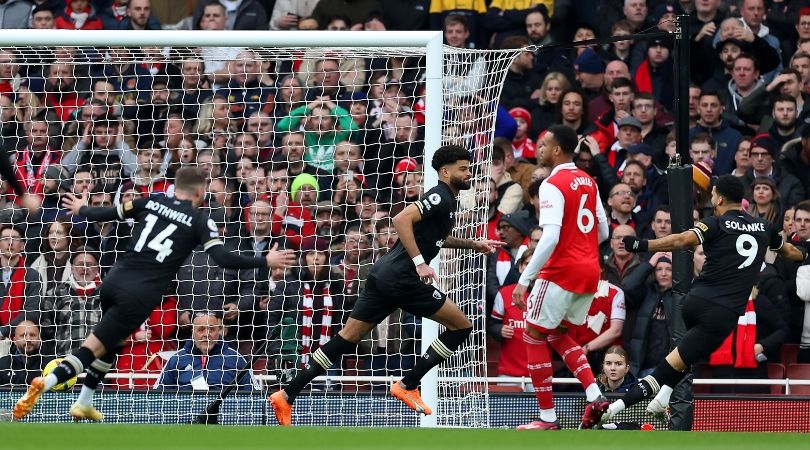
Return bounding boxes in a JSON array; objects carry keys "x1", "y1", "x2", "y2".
[{"x1": 156, "y1": 339, "x2": 257, "y2": 391}]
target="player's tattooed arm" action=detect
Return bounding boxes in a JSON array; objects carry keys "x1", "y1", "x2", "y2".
[
  {"x1": 777, "y1": 242, "x2": 809, "y2": 263},
  {"x1": 622, "y1": 230, "x2": 700, "y2": 253},
  {"x1": 443, "y1": 236, "x2": 505, "y2": 253}
]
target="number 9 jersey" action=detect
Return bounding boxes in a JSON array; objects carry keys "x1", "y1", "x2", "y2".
[
  {"x1": 690, "y1": 210, "x2": 783, "y2": 314},
  {"x1": 537, "y1": 163, "x2": 607, "y2": 294}
]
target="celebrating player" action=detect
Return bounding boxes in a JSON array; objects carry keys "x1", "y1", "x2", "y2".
[
  {"x1": 13, "y1": 167, "x2": 296, "y2": 421},
  {"x1": 268, "y1": 145, "x2": 504, "y2": 426},
  {"x1": 510, "y1": 124, "x2": 611, "y2": 430},
  {"x1": 601, "y1": 175, "x2": 808, "y2": 422}
]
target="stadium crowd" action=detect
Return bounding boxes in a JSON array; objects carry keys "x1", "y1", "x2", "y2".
[{"x1": 0, "y1": 0, "x2": 808, "y2": 399}]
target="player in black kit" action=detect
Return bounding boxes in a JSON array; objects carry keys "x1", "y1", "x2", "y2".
[
  {"x1": 13, "y1": 167, "x2": 296, "y2": 421},
  {"x1": 601, "y1": 175, "x2": 808, "y2": 422},
  {"x1": 268, "y1": 145, "x2": 505, "y2": 426}
]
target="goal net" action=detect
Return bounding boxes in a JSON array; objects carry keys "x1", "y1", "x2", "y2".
[{"x1": 0, "y1": 30, "x2": 517, "y2": 427}]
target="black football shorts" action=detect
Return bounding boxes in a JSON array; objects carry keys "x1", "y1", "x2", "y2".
[{"x1": 350, "y1": 273, "x2": 447, "y2": 323}]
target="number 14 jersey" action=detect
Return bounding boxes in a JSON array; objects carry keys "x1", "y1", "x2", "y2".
[
  {"x1": 690, "y1": 210, "x2": 783, "y2": 314},
  {"x1": 538, "y1": 162, "x2": 607, "y2": 294},
  {"x1": 110, "y1": 196, "x2": 222, "y2": 289}
]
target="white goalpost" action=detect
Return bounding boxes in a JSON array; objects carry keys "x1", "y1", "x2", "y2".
[{"x1": 0, "y1": 30, "x2": 517, "y2": 427}]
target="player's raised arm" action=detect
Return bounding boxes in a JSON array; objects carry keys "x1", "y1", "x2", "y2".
[
  {"x1": 776, "y1": 241, "x2": 809, "y2": 262},
  {"x1": 63, "y1": 192, "x2": 124, "y2": 222},
  {"x1": 622, "y1": 229, "x2": 701, "y2": 253}
]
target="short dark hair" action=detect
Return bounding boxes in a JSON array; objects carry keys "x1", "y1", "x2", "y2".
[
  {"x1": 774, "y1": 94, "x2": 797, "y2": 107},
  {"x1": 699, "y1": 90, "x2": 723, "y2": 103},
  {"x1": 527, "y1": 4, "x2": 550, "y2": 25},
  {"x1": 501, "y1": 35, "x2": 530, "y2": 50},
  {"x1": 734, "y1": 52, "x2": 760, "y2": 72},
  {"x1": 780, "y1": 67, "x2": 802, "y2": 82},
  {"x1": 175, "y1": 166, "x2": 206, "y2": 192},
  {"x1": 431, "y1": 145, "x2": 469, "y2": 171},
  {"x1": 610, "y1": 77, "x2": 635, "y2": 93},
  {"x1": 623, "y1": 159, "x2": 646, "y2": 175},
  {"x1": 547, "y1": 124, "x2": 578, "y2": 155},
  {"x1": 691, "y1": 132, "x2": 716, "y2": 148},
  {"x1": 654, "y1": 204, "x2": 671, "y2": 215},
  {"x1": 714, "y1": 174, "x2": 744, "y2": 204},
  {"x1": 795, "y1": 199, "x2": 810, "y2": 216},
  {"x1": 444, "y1": 13, "x2": 468, "y2": 30}
]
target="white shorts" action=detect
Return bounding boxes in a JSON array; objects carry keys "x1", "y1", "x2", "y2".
[{"x1": 525, "y1": 279, "x2": 595, "y2": 333}]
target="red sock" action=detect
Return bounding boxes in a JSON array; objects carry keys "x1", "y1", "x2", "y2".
[
  {"x1": 524, "y1": 334, "x2": 554, "y2": 410},
  {"x1": 548, "y1": 333, "x2": 596, "y2": 389}
]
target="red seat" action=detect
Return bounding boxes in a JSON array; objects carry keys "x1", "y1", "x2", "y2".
[
  {"x1": 767, "y1": 363, "x2": 786, "y2": 395},
  {"x1": 780, "y1": 344, "x2": 800, "y2": 366},
  {"x1": 786, "y1": 364, "x2": 810, "y2": 395}
]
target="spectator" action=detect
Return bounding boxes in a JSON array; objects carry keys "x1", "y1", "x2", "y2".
[
  {"x1": 573, "y1": 48, "x2": 606, "y2": 102},
  {"x1": 193, "y1": 0, "x2": 267, "y2": 31},
  {"x1": 604, "y1": 224, "x2": 641, "y2": 288},
  {"x1": 726, "y1": 53, "x2": 764, "y2": 132},
  {"x1": 169, "y1": 59, "x2": 212, "y2": 121},
  {"x1": 41, "y1": 62, "x2": 88, "y2": 124},
  {"x1": 268, "y1": 239, "x2": 346, "y2": 370},
  {"x1": 379, "y1": 0, "x2": 429, "y2": 31},
  {"x1": 246, "y1": 111, "x2": 275, "y2": 158},
  {"x1": 14, "y1": 118, "x2": 61, "y2": 197},
  {"x1": 499, "y1": 36, "x2": 543, "y2": 114},
  {"x1": 115, "y1": 298, "x2": 177, "y2": 389},
  {"x1": 112, "y1": 0, "x2": 161, "y2": 30},
  {"x1": 591, "y1": 78, "x2": 637, "y2": 155},
  {"x1": 649, "y1": 205, "x2": 673, "y2": 240},
  {"x1": 0, "y1": 225, "x2": 32, "y2": 328},
  {"x1": 623, "y1": 0, "x2": 649, "y2": 33},
  {"x1": 526, "y1": 6, "x2": 573, "y2": 81},
  {"x1": 301, "y1": 58, "x2": 357, "y2": 106},
  {"x1": 30, "y1": 3, "x2": 55, "y2": 29},
  {"x1": 194, "y1": 95, "x2": 232, "y2": 138},
  {"x1": 742, "y1": 134, "x2": 805, "y2": 208},
  {"x1": 494, "y1": 137, "x2": 535, "y2": 202},
  {"x1": 274, "y1": 75, "x2": 305, "y2": 119},
  {"x1": 92, "y1": 47, "x2": 154, "y2": 102},
  {"x1": 765, "y1": 95, "x2": 802, "y2": 149},
  {"x1": 224, "y1": 199, "x2": 288, "y2": 355},
  {"x1": 487, "y1": 249, "x2": 533, "y2": 387},
  {"x1": 622, "y1": 251, "x2": 674, "y2": 377},
  {"x1": 277, "y1": 96, "x2": 358, "y2": 173},
  {"x1": 791, "y1": 51, "x2": 810, "y2": 89},
  {"x1": 781, "y1": 125, "x2": 810, "y2": 195},
  {"x1": 590, "y1": 60, "x2": 633, "y2": 123},
  {"x1": 269, "y1": 0, "x2": 318, "y2": 30},
  {"x1": 596, "y1": 345, "x2": 637, "y2": 393},
  {"x1": 311, "y1": 0, "x2": 379, "y2": 29},
  {"x1": 747, "y1": 177, "x2": 783, "y2": 227},
  {"x1": 689, "y1": 90, "x2": 743, "y2": 175},
  {"x1": 533, "y1": 72, "x2": 570, "y2": 136},
  {"x1": 0, "y1": 321, "x2": 51, "y2": 386},
  {"x1": 216, "y1": 50, "x2": 275, "y2": 121},
  {"x1": 52, "y1": 246, "x2": 103, "y2": 355},
  {"x1": 156, "y1": 311, "x2": 257, "y2": 391},
  {"x1": 332, "y1": 225, "x2": 372, "y2": 302},
  {"x1": 486, "y1": 211, "x2": 530, "y2": 308},
  {"x1": 632, "y1": 93, "x2": 671, "y2": 153},
  {"x1": 738, "y1": 69, "x2": 808, "y2": 131},
  {"x1": 0, "y1": 0, "x2": 32, "y2": 29},
  {"x1": 633, "y1": 36, "x2": 675, "y2": 113},
  {"x1": 54, "y1": 0, "x2": 103, "y2": 30},
  {"x1": 443, "y1": 15, "x2": 487, "y2": 96},
  {"x1": 569, "y1": 274, "x2": 626, "y2": 371}
]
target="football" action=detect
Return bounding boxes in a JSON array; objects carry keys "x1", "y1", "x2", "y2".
[{"x1": 42, "y1": 358, "x2": 77, "y2": 392}]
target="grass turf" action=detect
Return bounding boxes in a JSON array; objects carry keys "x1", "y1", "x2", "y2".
[{"x1": 1, "y1": 424, "x2": 807, "y2": 450}]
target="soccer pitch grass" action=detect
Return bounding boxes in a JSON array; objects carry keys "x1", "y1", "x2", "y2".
[{"x1": 2, "y1": 424, "x2": 807, "y2": 450}]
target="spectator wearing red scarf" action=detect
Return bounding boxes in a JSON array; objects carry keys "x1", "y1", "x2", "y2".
[{"x1": 54, "y1": 0, "x2": 104, "y2": 30}]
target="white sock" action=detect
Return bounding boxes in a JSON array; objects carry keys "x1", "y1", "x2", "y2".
[
  {"x1": 76, "y1": 385, "x2": 95, "y2": 407},
  {"x1": 540, "y1": 408, "x2": 558, "y2": 422},
  {"x1": 607, "y1": 399, "x2": 626, "y2": 417},
  {"x1": 43, "y1": 374, "x2": 58, "y2": 392},
  {"x1": 653, "y1": 385, "x2": 674, "y2": 406},
  {"x1": 585, "y1": 383, "x2": 602, "y2": 402}
]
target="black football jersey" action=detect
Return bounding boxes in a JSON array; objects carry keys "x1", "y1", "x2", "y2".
[
  {"x1": 690, "y1": 210, "x2": 783, "y2": 314},
  {"x1": 371, "y1": 181, "x2": 457, "y2": 282},
  {"x1": 108, "y1": 196, "x2": 222, "y2": 289}
]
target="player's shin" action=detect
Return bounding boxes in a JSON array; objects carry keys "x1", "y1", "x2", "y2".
[
  {"x1": 284, "y1": 335, "x2": 356, "y2": 402},
  {"x1": 44, "y1": 347, "x2": 96, "y2": 391},
  {"x1": 525, "y1": 333, "x2": 557, "y2": 422},
  {"x1": 400, "y1": 327, "x2": 472, "y2": 390},
  {"x1": 77, "y1": 352, "x2": 116, "y2": 407},
  {"x1": 547, "y1": 333, "x2": 602, "y2": 401}
]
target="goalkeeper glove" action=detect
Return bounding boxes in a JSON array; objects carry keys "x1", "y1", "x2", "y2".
[{"x1": 622, "y1": 236, "x2": 648, "y2": 253}]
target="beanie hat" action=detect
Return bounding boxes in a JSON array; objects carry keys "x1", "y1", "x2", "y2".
[
  {"x1": 498, "y1": 210, "x2": 532, "y2": 236},
  {"x1": 574, "y1": 48, "x2": 606, "y2": 74},
  {"x1": 509, "y1": 107, "x2": 532, "y2": 124},
  {"x1": 290, "y1": 173, "x2": 319, "y2": 201},
  {"x1": 751, "y1": 134, "x2": 779, "y2": 158}
]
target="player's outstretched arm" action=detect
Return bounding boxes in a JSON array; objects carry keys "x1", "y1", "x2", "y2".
[
  {"x1": 777, "y1": 242, "x2": 809, "y2": 263},
  {"x1": 62, "y1": 192, "x2": 121, "y2": 221},
  {"x1": 206, "y1": 242, "x2": 296, "y2": 270},
  {"x1": 622, "y1": 230, "x2": 700, "y2": 253},
  {"x1": 443, "y1": 236, "x2": 505, "y2": 254}
]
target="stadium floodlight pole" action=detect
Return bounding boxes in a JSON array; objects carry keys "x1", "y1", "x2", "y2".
[{"x1": 419, "y1": 31, "x2": 445, "y2": 429}]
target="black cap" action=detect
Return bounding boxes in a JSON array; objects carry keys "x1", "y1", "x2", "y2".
[{"x1": 498, "y1": 210, "x2": 532, "y2": 236}]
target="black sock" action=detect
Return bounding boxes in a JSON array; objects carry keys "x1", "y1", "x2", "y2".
[
  {"x1": 651, "y1": 359, "x2": 686, "y2": 388},
  {"x1": 51, "y1": 347, "x2": 95, "y2": 384},
  {"x1": 83, "y1": 349, "x2": 118, "y2": 390},
  {"x1": 622, "y1": 375, "x2": 661, "y2": 408},
  {"x1": 401, "y1": 327, "x2": 471, "y2": 390},
  {"x1": 285, "y1": 335, "x2": 356, "y2": 402}
]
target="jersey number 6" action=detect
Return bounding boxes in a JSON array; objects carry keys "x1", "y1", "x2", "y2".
[
  {"x1": 577, "y1": 194, "x2": 594, "y2": 234},
  {"x1": 133, "y1": 214, "x2": 177, "y2": 262}
]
